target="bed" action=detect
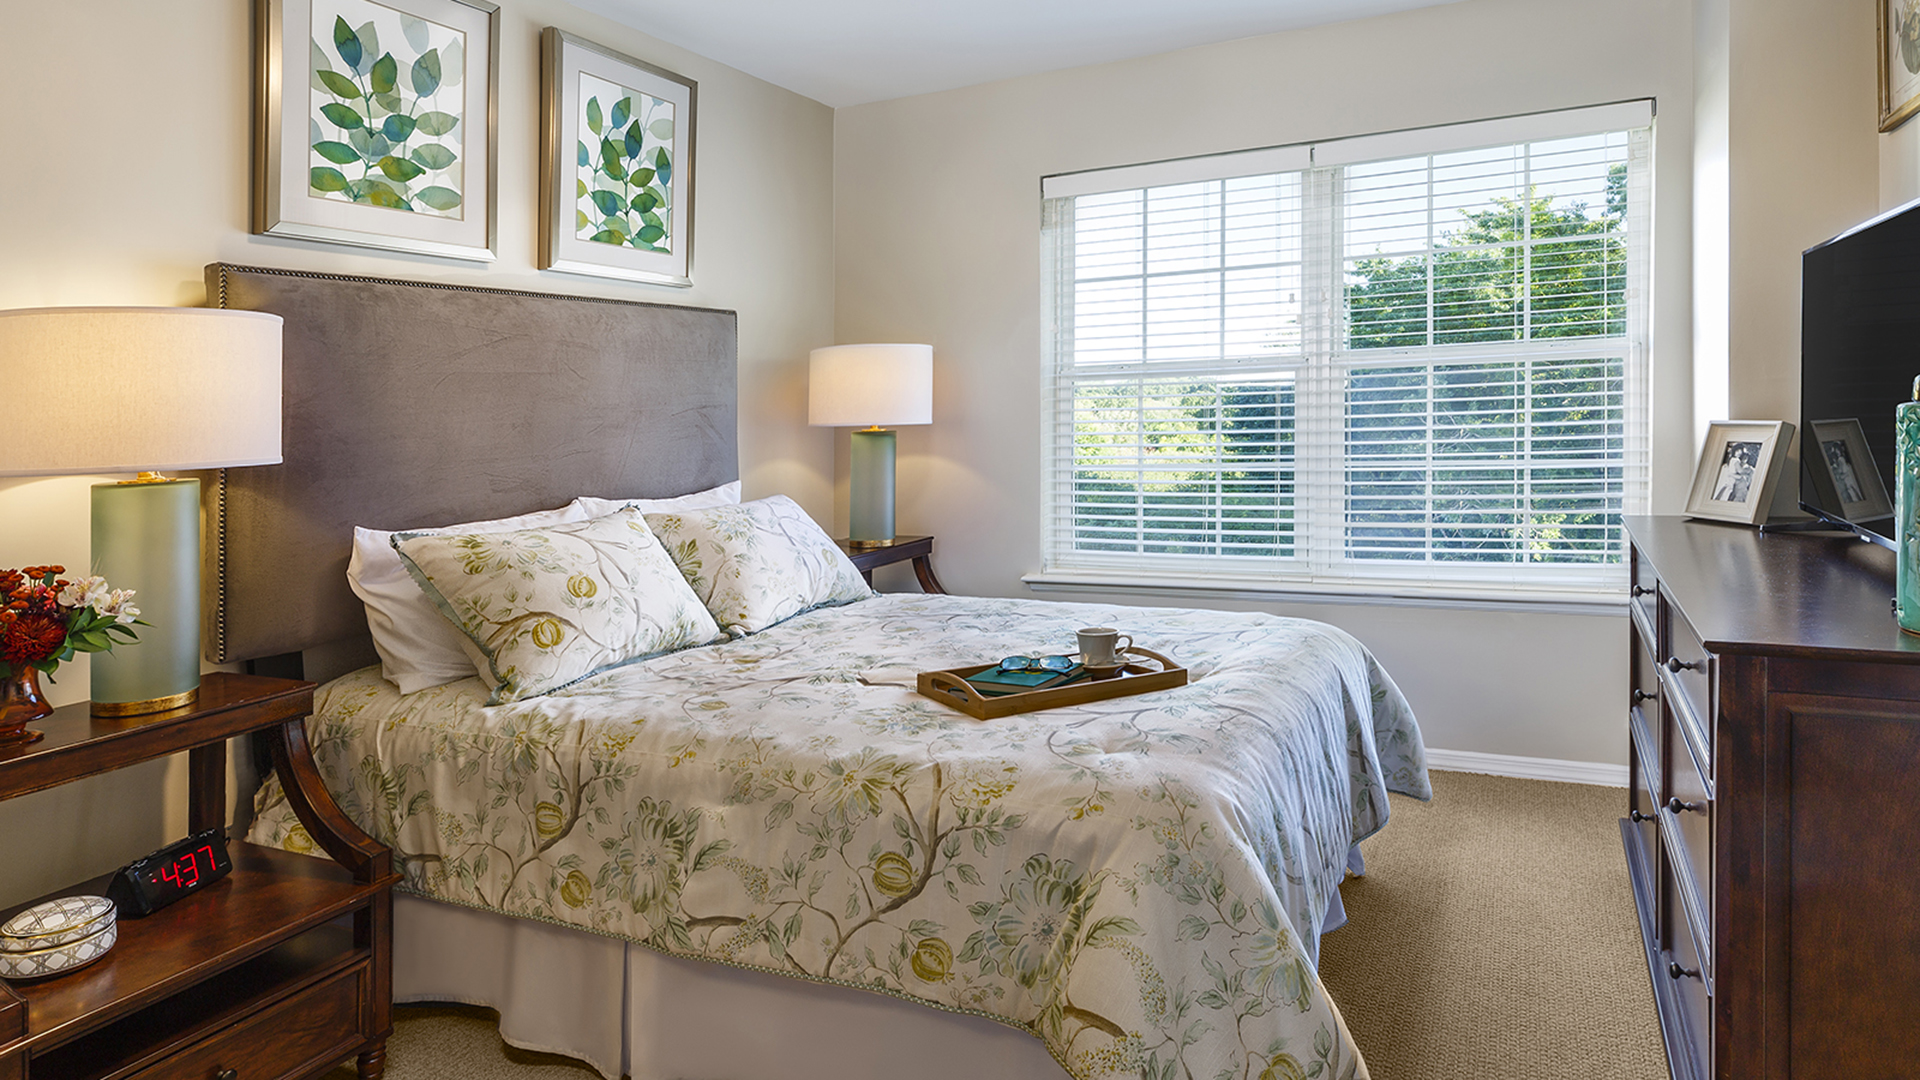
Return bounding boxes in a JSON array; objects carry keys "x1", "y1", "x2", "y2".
[{"x1": 201, "y1": 263, "x2": 1430, "y2": 1080}]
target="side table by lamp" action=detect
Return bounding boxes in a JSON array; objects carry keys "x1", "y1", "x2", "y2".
[
  {"x1": 808, "y1": 343, "x2": 932, "y2": 547},
  {"x1": 0, "y1": 307, "x2": 283, "y2": 716}
]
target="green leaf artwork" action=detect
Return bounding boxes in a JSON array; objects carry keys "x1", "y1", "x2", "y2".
[
  {"x1": 574, "y1": 71, "x2": 674, "y2": 252},
  {"x1": 308, "y1": 1, "x2": 465, "y2": 218}
]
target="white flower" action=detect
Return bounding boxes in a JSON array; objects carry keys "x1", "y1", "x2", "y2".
[
  {"x1": 57, "y1": 577, "x2": 138, "y2": 622},
  {"x1": 56, "y1": 576, "x2": 107, "y2": 610},
  {"x1": 105, "y1": 590, "x2": 140, "y2": 624}
]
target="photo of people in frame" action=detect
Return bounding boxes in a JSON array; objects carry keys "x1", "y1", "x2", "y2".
[
  {"x1": 1712, "y1": 440, "x2": 1762, "y2": 503},
  {"x1": 1823, "y1": 437, "x2": 1866, "y2": 504}
]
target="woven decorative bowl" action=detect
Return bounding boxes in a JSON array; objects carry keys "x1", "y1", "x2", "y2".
[
  {"x1": 1, "y1": 895, "x2": 115, "y2": 952},
  {"x1": 0, "y1": 896, "x2": 117, "y2": 980},
  {"x1": 0, "y1": 919, "x2": 116, "y2": 980}
]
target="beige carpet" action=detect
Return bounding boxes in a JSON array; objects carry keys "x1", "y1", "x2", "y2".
[
  {"x1": 1318, "y1": 770, "x2": 1665, "y2": 1080},
  {"x1": 330, "y1": 770, "x2": 1665, "y2": 1080}
]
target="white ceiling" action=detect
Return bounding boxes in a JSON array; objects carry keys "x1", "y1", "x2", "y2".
[{"x1": 569, "y1": 0, "x2": 1467, "y2": 108}]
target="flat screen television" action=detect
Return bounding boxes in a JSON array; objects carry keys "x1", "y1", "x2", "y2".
[{"x1": 1799, "y1": 197, "x2": 1920, "y2": 549}]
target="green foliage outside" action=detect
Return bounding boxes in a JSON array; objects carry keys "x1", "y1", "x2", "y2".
[{"x1": 1072, "y1": 165, "x2": 1629, "y2": 565}]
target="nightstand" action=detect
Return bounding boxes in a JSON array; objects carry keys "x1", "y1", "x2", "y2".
[
  {"x1": 836, "y1": 535, "x2": 947, "y2": 594},
  {"x1": 0, "y1": 672, "x2": 394, "y2": 1080}
]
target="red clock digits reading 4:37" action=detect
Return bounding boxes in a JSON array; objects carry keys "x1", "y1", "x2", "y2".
[{"x1": 151, "y1": 845, "x2": 216, "y2": 892}]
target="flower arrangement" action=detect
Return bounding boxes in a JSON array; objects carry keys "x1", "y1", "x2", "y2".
[{"x1": 0, "y1": 565, "x2": 143, "y2": 678}]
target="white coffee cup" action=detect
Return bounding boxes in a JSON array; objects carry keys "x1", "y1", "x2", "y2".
[{"x1": 1077, "y1": 627, "x2": 1132, "y2": 668}]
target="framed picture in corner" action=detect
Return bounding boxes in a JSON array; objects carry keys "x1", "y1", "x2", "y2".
[
  {"x1": 1882, "y1": 0, "x2": 1920, "y2": 131},
  {"x1": 252, "y1": 0, "x2": 499, "y2": 260},
  {"x1": 1805, "y1": 417, "x2": 1895, "y2": 524},
  {"x1": 1685, "y1": 420, "x2": 1796, "y2": 526},
  {"x1": 540, "y1": 28, "x2": 696, "y2": 287}
]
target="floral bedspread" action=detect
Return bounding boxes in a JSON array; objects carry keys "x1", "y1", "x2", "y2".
[{"x1": 250, "y1": 593, "x2": 1428, "y2": 1080}]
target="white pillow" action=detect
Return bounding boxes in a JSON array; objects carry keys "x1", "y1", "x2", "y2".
[
  {"x1": 644, "y1": 495, "x2": 873, "y2": 636},
  {"x1": 350, "y1": 503, "x2": 593, "y2": 694},
  {"x1": 573, "y1": 479, "x2": 740, "y2": 520}
]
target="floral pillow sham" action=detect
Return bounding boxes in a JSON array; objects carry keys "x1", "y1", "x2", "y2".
[
  {"x1": 644, "y1": 495, "x2": 872, "y2": 636},
  {"x1": 393, "y1": 508, "x2": 723, "y2": 704}
]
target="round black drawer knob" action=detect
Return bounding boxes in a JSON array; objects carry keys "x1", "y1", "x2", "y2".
[
  {"x1": 1633, "y1": 689, "x2": 1656, "y2": 703},
  {"x1": 1667, "y1": 797, "x2": 1704, "y2": 815},
  {"x1": 1668, "y1": 960, "x2": 1700, "y2": 981},
  {"x1": 1631, "y1": 585, "x2": 1655, "y2": 597},
  {"x1": 216, "y1": 1070, "x2": 239, "y2": 1080},
  {"x1": 1629, "y1": 810, "x2": 1654, "y2": 823},
  {"x1": 1666, "y1": 657, "x2": 1703, "y2": 673}
]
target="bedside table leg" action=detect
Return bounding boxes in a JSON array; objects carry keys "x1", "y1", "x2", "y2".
[
  {"x1": 911, "y1": 555, "x2": 948, "y2": 595},
  {"x1": 357, "y1": 1041, "x2": 387, "y2": 1080}
]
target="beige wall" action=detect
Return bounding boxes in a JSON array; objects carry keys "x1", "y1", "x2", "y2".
[
  {"x1": 0, "y1": 0, "x2": 835, "y2": 906},
  {"x1": 1718, "y1": 0, "x2": 1879, "y2": 512},
  {"x1": 833, "y1": 0, "x2": 1697, "y2": 768}
]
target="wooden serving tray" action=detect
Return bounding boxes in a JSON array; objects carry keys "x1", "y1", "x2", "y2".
[{"x1": 918, "y1": 647, "x2": 1188, "y2": 720}]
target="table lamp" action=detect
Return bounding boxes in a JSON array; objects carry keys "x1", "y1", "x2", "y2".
[
  {"x1": 809, "y1": 344, "x2": 932, "y2": 547},
  {"x1": 0, "y1": 307, "x2": 283, "y2": 716}
]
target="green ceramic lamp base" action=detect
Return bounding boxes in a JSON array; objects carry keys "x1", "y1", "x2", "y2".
[
  {"x1": 849, "y1": 428, "x2": 898, "y2": 547},
  {"x1": 90, "y1": 478, "x2": 202, "y2": 717}
]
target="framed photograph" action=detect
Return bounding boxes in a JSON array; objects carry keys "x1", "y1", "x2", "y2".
[
  {"x1": 1805, "y1": 417, "x2": 1895, "y2": 523},
  {"x1": 540, "y1": 28, "x2": 696, "y2": 287},
  {"x1": 1685, "y1": 420, "x2": 1795, "y2": 526},
  {"x1": 253, "y1": 0, "x2": 498, "y2": 260},
  {"x1": 1883, "y1": 1, "x2": 1920, "y2": 131}
]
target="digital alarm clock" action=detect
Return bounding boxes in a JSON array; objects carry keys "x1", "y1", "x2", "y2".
[{"x1": 106, "y1": 828, "x2": 233, "y2": 917}]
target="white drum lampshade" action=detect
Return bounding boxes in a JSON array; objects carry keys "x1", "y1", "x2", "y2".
[
  {"x1": 809, "y1": 344, "x2": 932, "y2": 547},
  {"x1": 0, "y1": 307, "x2": 284, "y2": 715}
]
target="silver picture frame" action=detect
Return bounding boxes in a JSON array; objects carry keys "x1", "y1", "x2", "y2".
[
  {"x1": 540, "y1": 28, "x2": 696, "y2": 287},
  {"x1": 253, "y1": 0, "x2": 499, "y2": 261},
  {"x1": 1684, "y1": 420, "x2": 1795, "y2": 526}
]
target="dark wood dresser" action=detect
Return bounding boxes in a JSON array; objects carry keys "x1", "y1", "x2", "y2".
[{"x1": 1623, "y1": 516, "x2": 1920, "y2": 1080}]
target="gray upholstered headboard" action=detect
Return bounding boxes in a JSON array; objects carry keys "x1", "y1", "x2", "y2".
[{"x1": 202, "y1": 263, "x2": 738, "y2": 668}]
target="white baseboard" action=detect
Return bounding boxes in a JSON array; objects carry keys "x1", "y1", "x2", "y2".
[{"x1": 1425, "y1": 748, "x2": 1628, "y2": 788}]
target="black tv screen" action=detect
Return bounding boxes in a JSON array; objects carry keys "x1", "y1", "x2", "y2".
[{"x1": 1800, "y1": 198, "x2": 1920, "y2": 545}]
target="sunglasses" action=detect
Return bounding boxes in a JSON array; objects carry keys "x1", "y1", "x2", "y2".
[{"x1": 998, "y1": 654, "x2": 1076, "y2": 673}]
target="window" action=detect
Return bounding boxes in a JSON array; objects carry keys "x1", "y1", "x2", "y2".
[{"x1": 1041, "y1": 103, "x2": 1651, "y2": 596}]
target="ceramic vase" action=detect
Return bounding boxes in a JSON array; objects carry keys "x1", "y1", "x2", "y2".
[
  {"x1": 1897, "y1": 376, "x2": 1920, "y2": 635},
  {"x1": 0, "y1": 666, "x2": 52, "y2": 747}
]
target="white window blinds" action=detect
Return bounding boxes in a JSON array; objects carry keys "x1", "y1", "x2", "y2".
[{"x1": 1041, "y1": 103, "x2": 1651, "y2": 595}]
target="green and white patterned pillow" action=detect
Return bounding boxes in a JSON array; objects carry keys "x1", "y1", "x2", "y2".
[
  {"x1": 393, "y1": 508, "x2": 722, "y2": 704},
  {"x1": 645, "y1": 495, "x2": 873, "y2": 636}
]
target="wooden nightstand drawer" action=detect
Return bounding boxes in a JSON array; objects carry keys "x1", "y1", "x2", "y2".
[{"x1": 132, "y1": 964, "x2": 365, "y2": 1080}]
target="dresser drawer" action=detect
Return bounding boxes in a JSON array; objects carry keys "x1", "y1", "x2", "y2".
[
  {"x1": 1629, "y1": 545, "x2": 1661, "y2": 637},
  {"x1": 1630, "y1": 631, "x2": 1662, "y2": 782},
  {"x1": 132, "y1": 963, "x2": 366, "y2": 1080},
  {"x1": 1661, "y1": 858, "x2": 1713, "y2": 1080},
  {"x1": 1664, "y1": 612, "x2": 1714, "y2": 764},
  {"x1": 1664, "y1": 710, "x2": 1713, "y2": 954},
  {"x1": 1627, "y1": 719, "x2": 1661, "y2": 888}
]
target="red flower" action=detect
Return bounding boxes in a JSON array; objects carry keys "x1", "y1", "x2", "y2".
[{"x1": 1, "y1": 608, "x2": 68, "y2": 666}]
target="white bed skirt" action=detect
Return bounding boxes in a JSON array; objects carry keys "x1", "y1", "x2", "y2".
[
  {"x1": 389, "y1": 845, "x2": 1363, "y2": 1080},
  {"x1": 392, "y1": 894, "x2": 1067, "y2": 1080}
]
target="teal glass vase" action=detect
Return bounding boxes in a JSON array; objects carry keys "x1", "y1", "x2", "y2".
[{"x1": 1898, "y1": 377, "x2": 1920, "y2": 635}]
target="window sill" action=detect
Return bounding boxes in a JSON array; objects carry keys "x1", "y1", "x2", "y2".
[{"x1": 1021, "y1": 569, "x2": 1627, "y2": 617}]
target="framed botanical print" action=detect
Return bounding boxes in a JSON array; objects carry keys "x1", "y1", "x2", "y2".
[
  {"x1": 1684, "y1": 420, "x2": 1795, "y2": 526},
  {"x1": 540, "y1": 28, "x2": 696, "y2": 287},
  {"x1": 253, "y1": 0, "x2": 498, "y2": 260},
  {"x1": 1883, "y1": 0, "x2": 1920, "y2": 131}
]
